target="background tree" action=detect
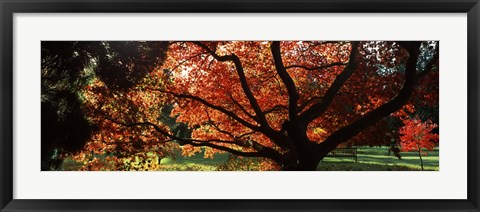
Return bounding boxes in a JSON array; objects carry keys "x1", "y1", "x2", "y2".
[
  {"x1": 399, "y1": 117, "x2": 439, "y2": 170},
  {"x1": 41, "y1": 41, "x2": 168, "y2": 170}
]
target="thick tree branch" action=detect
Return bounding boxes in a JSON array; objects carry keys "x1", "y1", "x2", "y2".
[
  {"x1": 191, "y1": 42, "x2": 295, "y2": 149},
  {"x1": 271, "y1": 41, "x2": 300, "y2": 123},
  {"x1": 147, "y1": 87, "x2": 262, "y2": 133},
  {"x1": 299, "y1": 41, "x2": 360, "y2": 125},
  {"x1": 102, "y1": 113, "x2": 283, "y2": 161},
  {"x1": 191, "y1": 42, "x2": 270, "y2": 128},
  {"x1": 188, "y1": 141, "x2": 264, "y2": 157},
  {"x1": 317, "y1": 41, "x2": 422, "y2": 156},
  {"x1": 148, "y1": 88, "x2": 290, "y2": 150},
  {"x1": 187, "y1": 140, "x2": 283, "y2": 162}
]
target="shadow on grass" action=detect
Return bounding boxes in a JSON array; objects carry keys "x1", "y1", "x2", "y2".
[
  {"x1": 319, "y1": 147, "x2": 439, "y2": 171},
  {"x1": 60, "y1": 146, "x2": 439, "y2": 171}
]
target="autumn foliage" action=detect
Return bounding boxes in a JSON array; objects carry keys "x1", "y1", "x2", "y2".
[
  {"x1": 41, "y1": 41, "x2": 439, "y2": 171},
  {"x1": 399, "y1": 117, "x2": 439, "y2": 170},
  {"x1": 400, "y1": 118, "x2": 439, "y2": 152}
]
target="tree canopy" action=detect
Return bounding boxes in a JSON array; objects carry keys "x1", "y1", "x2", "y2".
[{"x1": 41, "y1": 41, "x2": 439, "y2": 171}]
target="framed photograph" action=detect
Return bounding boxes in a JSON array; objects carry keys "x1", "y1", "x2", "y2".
[{"x1": 1, "y1": 0, "x2": 479, "y2": 211}]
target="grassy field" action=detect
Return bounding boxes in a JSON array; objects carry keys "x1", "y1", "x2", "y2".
[
  {"x1": 318, "y1": 147, "x2": 439, "y2": 171},
  {"x1": 156, "y1": 152, "x2": 229, "y2": 171},
  {"x1": 61, "y1": 146, "x2": 438, "y2": 171},
  {"x1": 158, "y1": 146, "x2": 439, "y2": 171}
]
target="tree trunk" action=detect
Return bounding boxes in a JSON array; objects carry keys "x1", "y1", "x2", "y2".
[
  {"x1": 418, "y1": 148, "x2": 424, "y2": 171},
  {"x1": 296, "y1": 152, "x2": 321, "y2": 170},
  {"x1": 283, "y1": 158, "x2": 320, "y2": 171},
  {"x1": 281, "y1": 146, "x2": 321, "y2": 171},
  {"x1": 280, "y1": 122, "x2": 322, "y2": 171}
]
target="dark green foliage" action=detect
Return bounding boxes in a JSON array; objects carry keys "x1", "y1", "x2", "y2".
[
  {"x1": 41, "y1": 41, "x2": 168, "y2": 170},
  {"x1": 96, "y1": 41, "x2": 168, "y2": 90}
]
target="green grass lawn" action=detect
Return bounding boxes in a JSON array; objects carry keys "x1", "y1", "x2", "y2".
[
  {"x1": 157, "y1": 150, "x2": 230, "y2": 171},
  {"x1": 158, "y1": 146, "x2": 438, "y2": 171},
  {"x1": 60, "y1": 146, "x2": 438, "y2": 171},
  {"x1": 318, "y1": 147, "x2": 439, "y2": 171}
]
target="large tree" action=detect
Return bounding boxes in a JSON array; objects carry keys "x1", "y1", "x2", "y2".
[{"x1": 76, "y1": 41, "x2": 438, "y2": 171}]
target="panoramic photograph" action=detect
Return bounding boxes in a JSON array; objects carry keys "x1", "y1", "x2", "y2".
[{"x1": 41, "y1": 41, "x2": 439, "y2": 171}]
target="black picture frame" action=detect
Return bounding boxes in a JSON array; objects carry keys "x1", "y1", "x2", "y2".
[{"x1": 1, "y1": 0, "x2": 479, "y2": 211}]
